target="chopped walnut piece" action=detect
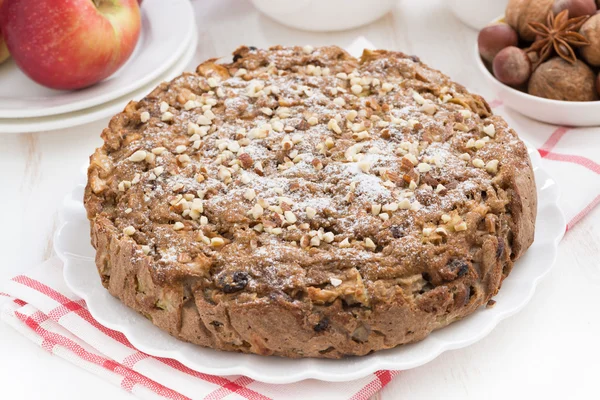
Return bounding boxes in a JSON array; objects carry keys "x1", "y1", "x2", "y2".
[
  {"x1": 129, "y1": 150, "x2": 147, "y2": 162},
  {"x1": 123, "y1": 226, "x2": 135, "y2": 236},
  {"x1": 486, "y1": 160, "x2": 499, "y2": 174}
]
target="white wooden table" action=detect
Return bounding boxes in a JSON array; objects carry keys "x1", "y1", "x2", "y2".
[{"x1": 1, "y1": 1, "x2": 599, "y2": 399}]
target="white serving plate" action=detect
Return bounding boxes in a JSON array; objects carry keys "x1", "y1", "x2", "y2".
[
  {"x1": 0, "y1": 26, "x2": 197, "y2": 134},
  {"x1": 475, "y1": 17, "x2": 600, "y2": 127},
  {"x1": 55, "y1": 143, "x2": 565, "y2": 384},
  {"x1": 0, "y1": 0, "x2": 195, "y2": 119}
]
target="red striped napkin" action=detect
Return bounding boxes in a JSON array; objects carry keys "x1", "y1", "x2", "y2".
[{"x1": 1, "y1": 258, "x2": 399, "y2": 400}]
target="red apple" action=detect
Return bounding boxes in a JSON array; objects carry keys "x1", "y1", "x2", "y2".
[
  {"x1": 0, "y1": 0, "x2": 141, "y2": 90},
  {"x1": 0, "y1": 0, "x2": 8, "y2": 64}
]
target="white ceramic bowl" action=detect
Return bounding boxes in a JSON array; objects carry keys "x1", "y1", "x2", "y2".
[
  {"x1": 449, "y1": 0, "x2": 508, "y2": 30},
  {"x1": 250, "y1": 0, "x2": 395, "y2": 32},
  {"x1": 475, "y1": 18, "x2": 600, "y2": 127}
]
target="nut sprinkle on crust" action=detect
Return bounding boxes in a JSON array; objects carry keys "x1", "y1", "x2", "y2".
[{"x1": 85, "y1": 46, "x2": 537, "y2": 358}]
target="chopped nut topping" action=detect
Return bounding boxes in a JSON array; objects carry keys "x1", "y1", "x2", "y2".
[
  {"x1": 123, "y1": 226, "x2": 135, "y2": 236},
  {"x1": 364, "y1": 238, "x2": 376, "y2": 249},
  {"x1": 271, "y1": 120, "x2": 284, "y2": 132},
  {"x1": 455, "y1": 122, "x2": 469, "y2": 132},
  {"x1": 382, "y1": 202, "x2": 399, "y2": 212},
  {"x1": 175, "y1": 145, "x2": 187, "y2": 154},
  {"x1": 310, "y1": 236, "x2": 321, "y2": 247},
  {"x1": 330, "y1": 277, "x2": 342, "y2": 287},
  {"x1": 459, "y1": 110, "x2": 472, "y2": 118},
  {"x1": 306, "y1": 206, "x2": 317, "y2": 219},
  {"x1": 284, "y1": 210, "x2": 297, "y2": 224},
  {"x1": 250, "y1": 203, "x2": 264, "y2": 219},
  {"x1": 351, "y1": 84, "x2": 363, "y2": 95},
  {"x1": 417, "y1": 163, "x2": 432, "y2": 173},
  {"x1": 218, "y1": 166, "x2": 232, "y2": 182},
  {"x1": 238, "y1": 153, "x2": 253, "y2": 169},
  {"x1": 403, "y1": 154, "x2": 418, "y2": 166},
  {"x1": 483, "y1": 124, "x2": 496, "y2": 137},
  {"x1": 358, "y1": 160, "x2": 371, "y2": 173},
  {"x1": 419, "y1": 103, "x2": 437, "y2": 115},
  {"x1": 322, "y1": 232, "x2": 335, "y2": 243},
  {"x1": 173, "y1": 222, "x2": 185, "y2": 231},
  {"x1": 197, "y1": 115, "x2": 212, "y2": 125},
  {"x1": 244, "y1": 188, "x2": 256, "y2": 201},
  {"x1": 435, "y1": 227, "x2": 448, "y2": 236},
  {"x1": 161, "y1": 111, "x2": 174, "y2": 122},
  {"x1": 346, "y1": 110, "x2": 358, "y2": 122},
  {"x1": 412, "y1": 91, "x2": 425, "y2": 105},
  {"x1": 339, "y1": 238, "x2": 351, "y2": 248},
  {"x1": 140, "y1": 111, "x2": 150, "y2": 123},
  {"x1": 281, "y1": 135, "x2": 294, "y2": 150},
  {"x1": 129, "y1": 150, "x2": 147, "y2": 162},
  {"x1": 118, "y1": 180, "x2": 131, "y2": 192},
  {"x1": 454, "y1": 221, "x2": 468, "y2": 231},
  {"x1": 398, "y1": 199, "x2": 411, "y2": 209},
  {"x1": 472, "y1": 158, "x2": 485, "y2": 168},
  {"x1": 381, "y1": 82, "x2": 393, "y2": 92},
  {"x1": 178, "y1": 154, "x2": 191, "y2": 164},
  {"x1": 327, "y1": 118, "x2": 342, "y2": 134},
  {"x1": 260, "y1": 107, "x2": 273, "y2": 116},
  {"x1": 312, "y1": 158, "x2": 323, "y2": 170},
  {"x1": 210, "y1": 237, "x2": 225, "y2": 247},
  {"x1": 371, "y1": 203, "x2": 382, "y2": 215},
  {"x1": 207, "y1": 77, "x2": 219, "y2": 88},
  {"x1": 486, "y1": 159, "x2": 499, "y2": 174},
  {"x1": 160, "y1": 101, "x2": 169, "y2": 112},
  {"x1": 333, "y1": 97, "x2": 346, "y2": 106}
]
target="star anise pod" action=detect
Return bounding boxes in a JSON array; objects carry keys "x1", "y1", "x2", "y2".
[{"x1": 527, "y1": 10, "x2": 590, "y2": 70}]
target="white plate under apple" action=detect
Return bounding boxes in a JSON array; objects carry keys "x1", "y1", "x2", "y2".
[
  {"x1": 0, "y1": 0, "x2": 195, "y2": 119},
  {"x1": 0, "y1": 29, "x2": 197, "y2": 134},
  {"x1": 55, "y1": 144, "x2": 565, "y2": 384}
]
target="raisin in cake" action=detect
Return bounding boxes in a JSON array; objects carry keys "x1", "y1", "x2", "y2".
[{"x1": 84, "y1": 45, "x2": 536, "y2": 358}]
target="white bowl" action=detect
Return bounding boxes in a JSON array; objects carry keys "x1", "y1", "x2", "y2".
[
  {"x1": 250, "y1": 0, "x2": 395, "y2": 32},
  {"x1": 449, "y1": 0, "x2": 508, "y2": 30},
  {"x1": 475, "y1": 21, "x2": 600, "y2": 127}
]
